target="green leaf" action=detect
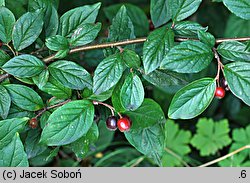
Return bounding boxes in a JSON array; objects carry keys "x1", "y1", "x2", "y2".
[
  {"x1": 125, "y1": 99, "x2": 165, "y2": 129},
  {"x1": 32, "y1": 69, "x2": 49, "y2": 89},
  {"x1": 160, "y1": 41, "x2": 213, "y2": 73},
  {"x1": 230, "y1": 125, "x2": 250, "y2": 159},
  {"x1": 104, "y1": 3, "x2": 149, "y2": 37},
  {"x1": 198, "y1": 31, "x2": 215, "y2": 48},
  {"x1": 125, "y1": 123, "x2": 165, "y2": 166},
  {"x1": 2, "y1": 54, "x2": 45, "y2": 78},
  {"x1": 225, "y1": 15, "x2": 250, "y2": 37},
  {"x1": 191, "y1": 118, "x2": 231, "y2": 156},
  {"x1": 0, "y1": 117, "x2": 29, "y2": 149},
  {"x1": 109, "y1": 6, "x2": 135, "y2": 41},
  {"x1": 0, "y1": 133, "x2": 29, "y2": 167},
  {"x1": 59, "y1": 3, "x2": 101, "y2": 37},
  {"x1": 7, "y1": 105, "x2": 33, "y2": 119},
  {"x1": 118, "y1": 49, "x2": 141, "y2": 69},
  {"x1": 217, "y1": 41, "x2": 250, "y2": 62},
  {"x1": 87, "y1": 88, "x2": 113, "y2": 102},
  {"x1": 39, "y1": 76, "x2": 72, "y2": 99},
  {"x1": 40, "y1": 100, "x2": 94, "y2": 146},
  {"x1": 24, "y1": 129, "x2": 47, "y2": 159},
  {"x1": 12, "y1": 9, "x2": 44, "y2": 51},
  {"x1": 223, "y1": 0, "x2": 250, "y2": 20},
  {"x1": 0, "y1": 7, "x2": 15, "y2": 43},
  {"x1": 0, "y1": 85, "x2": 11, "y2": 119},
  {"x1": 4, "y1": 84, "x2": 44, "y2": 111},
  {"x1": 173, "y1": 21, "x2": 208, "y2": 37},
  {"x1": 112, "y1": 78, "x2": 127, "y2": 113},
  {"x1": 162, "y1": 120, "x2": 191, "y2": 167},
  {"x1": 70, "y1": 23, "x2": 101, "y2": 47},
  {"x1": 168, "y1": 78, "x2": 216, "y2": 119},
  {"x1": 45, "y1": 35, "x2": 69, "y2": 51},
  {"x1": 0, "y1": 50, "x2": 10, "y2": 66},
  {"x1": 143, "y1": 69, "x2": 188, "y2": 94},
  {"x1": 49, "y1": 60, "x2": 92, "y2": 90},
  {"x1": 143, "y1": 27, "x2": 174, "y2": 74},
  {"x1": 120, "y1": 73, "x2": 144, "y2": 111},
  {"x1": 170, "y1": 0, "x2": 202, "y2": 21},
  {"x1": 223, "y1": 62, "x2": 250, "y2": 106},
  {"x1": 150, "y1": 0, "x2": 171, "y2": 27},
  {"x1": 0, "y1": 0, "x2": 5, "y2": 6},
  {"x1": 93, "y1": 54, "x2": 125, "y2": 95},
  {"x1": 54, "y1": 49, "x2": 69, "y2": 59},
  {"x1": 68, "y1": 122, "x2": 99, "y2": 159},
  {"x1": 28, "y1": 0, "x2": 59, "y2": 37}
]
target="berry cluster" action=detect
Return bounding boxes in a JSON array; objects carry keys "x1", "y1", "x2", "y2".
[
  {"x1": 215, "y1": 78, "x2": 228, "y2": 99},
  {"x1": 106, "y1": 115, "x2": 132, "y2": 132}
]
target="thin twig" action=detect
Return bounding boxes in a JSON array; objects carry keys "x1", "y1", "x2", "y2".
[
  {"x1": 0, "y1": 73, "x2": 10, "y2": 82},
  {"x1": 212, "y1": 47, "x2": 224, "y2": 86},
  {"x1": 164, "y1": 147, "x2": 190, "y2": 167},
  {"x1": 4, "y1": 43, "x2": 16, "y2": 56},
  {"x1": 130, "y1": 156, "x2": 145, "y2": 167},
  {"x1": 199, "y1": 145, "x2": 250, "y2": 167},
  {"x1": 93, "y1": 101, "x2": 120, "y2": 117}
]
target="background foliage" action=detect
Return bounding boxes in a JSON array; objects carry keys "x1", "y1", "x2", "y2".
[{"x1": 0, "y1": 0, "x2": 250, "y2": 167}]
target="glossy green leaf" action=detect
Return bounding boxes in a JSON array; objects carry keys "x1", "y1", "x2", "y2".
[
  {"x1": 0, "y1": 50, "x2": 10, "y2": 66},
  {"x1": 54, "y1": 49, "x2": 69, "y2": 59},
  {"x1": 68, "y1": 122, "x2": 99, "y2": 159},
  {"x1": 143, "y1": 69, "x2": 188, "y2": 94},
  {"x1": 70, "y1": 23, "x2": 101, "y2": 47},
  {"x1": 223, "y1": 0, "x2": 250, "y2": 20},
  {"x1": 0, "y1": 0, "x2": 5, "y2": 6},
  {"x1": 109, "y1": 6, "x2": 135, "y2": 41},
  {"x1": 191, "y1": 118, "x2": 231, "y2": 156},
  {"x1": 0, "y1": 7, "x2": 15, "y2": 43},
  {"x1": 168, "y1": 78, "x2": 216, "y2": 119},
  {"x1": 170, "y1": 0, "x2": 202, "y2": 21},
  {"x1": 161, "y1": 41, "x2": 213, "y2": 73},
  {"x1": 104, "y1": 3, "x2": 149, "y2": 37},
  {"x1": 93, "y1": 54, "x2": 125, "y2": 95},
  {"x1": 40, "y1": 100, "x2": 94, "y2": 146},
  {"x1": 125, "y1": 99, "x2": 165, "y2": 129},
  {"x1": 45, "y1": 35, "x2": 69, "y2": 51},
  {"x1": 125, "y1": 123, "x2": 165, "y2": 166},
  {"x1": 12, "y1": 9, "x2": 44, "y2": 51},
  {"x1": 4, "y1": 84, "x2": 44, "y2": 111},
  {"x1": 150, "y1": 0, "x2": 171, "y2": 27},
  {"x1": 118, "y1": 49, "x2": 141, "y2": 68},
  {"x1": 120, "y1": 73, "x2": 144, "y2": 111},
  {"x1": 217, "y1": 41, "x2": 250, "y2": 62},
  {"x1": 39, "y1": 76, "x2": 72, "y2": 99},
  {"x1": 143, "y1": 27, "x2": 174, "y2": 74},
  {"x1": 112, "y1": 77, "x2": 127, "y2": 113},
  {"x1": 2, "y1": 54, "x2": 45, "y2": 78},
  {"x1": 32, "y1": 69, "x2": 49, "y2": 89},
  {"x1": 223, "y1": 62, "x2": 250, "y2": 106},
  {"x1": 28, "y1": 0, "x2": 59, "y2": 37},
  {"x1": 162, "y1": 120, "x2": 191, "y2": 167},
  {"x1": 0, "y1": 85, "x2": 11, "y2": 119},
  {"x1": 59, "y1": 3, "x2": 101, "y2": 37},
  {"x1": 49, "y1": 60, "x2": 92, "y2": 90},
  {"x1": 24, "y1": 129, "x2": 47, "y2": 159},
  {"x1": 225, "y1": 15, "x2": 250, "y2": 37},
  {"x1": 0, "y1": 117, "x2": 29, "y2": 148},
  {"x1": 198, "y1": 30, "x2": 216, "y2": 48},
  {"x1": 7, "y1": 105, "x2": 33, "y2": 119},
  {"x1": 0, "y1": 133, "x2": 29, "y2": 167},
  {"x1": 173, "y1": 21, "x2": 208, "y2": 37}
]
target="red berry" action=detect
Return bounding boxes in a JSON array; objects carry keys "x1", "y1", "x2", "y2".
[
  {"x1": 0, "y1": 41, "x2": 3, "y2": 48},
  {"x1": 149, "y1": 19, "x2": 155, "y2": 31},
  {"x1": 215, "y1": 87, "x2": 225, "y2": 99},
  {"x1": 29, "y1": 118, "x2": 38, "y2": 129},
  {"x1": 117, "y1": 117, "x2": 132, "y2": 132},
  {"x1": 106, "y1": 116, "x2": 117, "y2": 131}
]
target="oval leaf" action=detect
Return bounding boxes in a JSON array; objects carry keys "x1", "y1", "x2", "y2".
[
  {"x1": 223, "y1": 0, "x2": 250, "y2": 20},
  {"x1": 223, "y1": 62, "x2": 250, "y2": 106},
  {"x1": 4, "y1": 84, "x2": 44, "y2": 111},
  {"x1": 168, "y1": 78, "x2": 216, "y2": 119},
  {"x1": 120, "y1": 73, "x2": 144, "y2": 111},
  {"x1": 40, "y1": 100, "x2": 94, "y2": 146},
  {"x1": 93, "y1": 54, "x2": 124, "y2": 95},
  {"x1": 0, "y1": 85, "x2": 11, "y2": 119},
  {"x1": 161, "y1": 41, "x2": 213, "y2": 73},
  {"x1": 49, "y1": 60, "x2": 92, "y2": 90},
  {"x1": 150, "y1": 0, "x2": 171, "y2": 27},
  {"x1": 0, "y1": 7, "x2": 16, "y2": 43},
  {"x1": 143, "y1": 27, "x2": 174, "y2": 74},
  {"x1": 2, "y1": 54, "x2": 45, "y2": 78},
  {"x1": 12, "y1": 9, "x2": 44, "y2": 51}
]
